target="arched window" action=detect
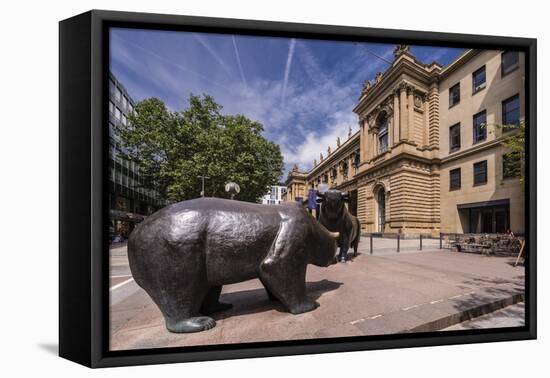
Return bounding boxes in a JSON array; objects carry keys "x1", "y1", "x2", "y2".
[
  {"x1": 378, "y1": 113, "x2": 388, "y2": 154},
  {"x1": 353, "y1": 152, "x2": 360, "y2": 168}
]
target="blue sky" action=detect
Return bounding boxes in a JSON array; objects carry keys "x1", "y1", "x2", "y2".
[{"x1": 110, "y1": 28, "x2": 464, "y2": 180}]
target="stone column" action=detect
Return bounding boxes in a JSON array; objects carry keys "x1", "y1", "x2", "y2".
[
  {"x1": 371, "y1": 129, "x2": 377, "y2": 158},
  {"x1": 423, "y1": 93, "x2": 429, "y2": 147},
  {"x1": 393, "y1": 90, "x2": 400, "y2": 144},
  {"x1": 360, "y1": 120, "x2": 367, "y2": 162},
  {"x1": 399, "y1": 83, "x2": 408, "y2": 141},
  {"x1": 387, "y1": 117, "x2": 392, "y2": 150},
  {"x1": 407, "y1": 85, "x2": 415, "y2": 142}
]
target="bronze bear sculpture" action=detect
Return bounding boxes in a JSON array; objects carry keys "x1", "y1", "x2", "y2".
[
  {"x1": 128, "y1": 197, "x2": 340, "y2": 333},
  {"x1": 317, "y1": 190, "x2": 361, "y2": 263}
]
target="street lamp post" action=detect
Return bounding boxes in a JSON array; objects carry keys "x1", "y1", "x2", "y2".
[
  {"x1": 197, "y1": 174, "x2": 210, "y2": 197},
  {"x1": 225, "y1": 182, "x2": 240, "y2": 200}
]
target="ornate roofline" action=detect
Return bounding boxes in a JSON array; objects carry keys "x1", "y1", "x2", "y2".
[
  {"x1": 353, "y1": 55, "x2": 440, "y2": 116},
  {"x1": 307, "y1": 131, "x2": 361, "y2": 178},
  {"x1": 439, "y1": 49, "x2": 483, "y2": 79}
]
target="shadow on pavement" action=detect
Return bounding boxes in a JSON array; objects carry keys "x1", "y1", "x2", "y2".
[
  {"x1": 38, "y1": 343, "x2": 58, "y2": 355},
  {"x1": 214, "y1": 279, "x2": 343, "y2": 320}
]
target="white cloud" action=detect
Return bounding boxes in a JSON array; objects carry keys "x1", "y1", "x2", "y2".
[
  {"x1": 112, "y1": 31, "x2": 398, "y2": 177},
  {"x1": 280, "y1": 111, "x2": 358, "y2": 171}
]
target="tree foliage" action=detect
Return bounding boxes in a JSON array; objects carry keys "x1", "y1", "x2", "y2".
[
  {"x1": 118, "y1": 95, "x2": 284, "y2": 203},
  {"x1": 496, "y1": 120, "x2": 526, "y2": 185}
]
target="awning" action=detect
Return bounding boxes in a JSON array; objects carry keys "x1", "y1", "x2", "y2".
[{"x1": 457, "y1": 198, "x2": 510, "y2": 210}]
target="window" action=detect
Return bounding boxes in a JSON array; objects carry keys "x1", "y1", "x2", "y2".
[
  {"x1": 472, "y1": 66, "x2": 486, "y2": 94},
  {"x1": 109, "y1": 79, "x2": 115, "y2": 94},
  {"x1": 449, "y1": 83, "x2": 460, "y2": 107},
  {"x1": 115, "y1": 107, "x2": 121, "y2": 120},
  {"x1": 473, "y1": 110, "x2": 487, "y2": 143},
  {"x1": 450, "y1": 168, "x2": 461, "y2": 190},
  {"x1": 502, "y1": 94, "x2": 520, "y2": 129},
  {"x1": 473, "y1": 160, "x2": 488, "y2": 186},
  {"x1": 378, "y1": 116, "x2": 388, "y2": 154},
  {"x1": 449, "y1": 123, "x2": 461, "y2": 151},
  {"x1": 115, "y1": 87, "x2": 122, "y2": 101},
  {"x1": 503, "y1": 152, "x2": 521, "y2": 179},
  {"x1": 501, "y1": 51, "x2": 519, "y2": 76},
  {"x1": 353, "y1": 153, "x2": 360, "y2": 167},
  {"x1": 122, "y1": 96, "x2": 128, "y2": 109}
]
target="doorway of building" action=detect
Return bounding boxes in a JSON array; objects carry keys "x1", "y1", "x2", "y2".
[
  {"x1": 458, "y1": 200, "x2": 510, "y2": 233},
  {"x1": 377, "y1": 189, "x2": 386, "y2": 233}
]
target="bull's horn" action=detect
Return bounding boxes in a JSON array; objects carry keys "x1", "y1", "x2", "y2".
[{"x1": 328, "y1": 231, "x2": 340, "y2": 240}]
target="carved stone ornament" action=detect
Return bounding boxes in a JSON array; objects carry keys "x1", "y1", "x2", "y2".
[
  {"x1": 327, "y1": 146, "x2": 332, "y2": 155},
  {"x1": 375, "y1": 72, "x2": 383, "y2": 84},
  {"x1": 348, "y1": 126, "x2": 352, "y2": 138},
  {"x1": 336, "y1": 136, "x2": 341, "y2": 147},
  {"x1": 393, "y1": 44, "x2": 410, "y2": 59},
  {"x1": 414, "y1": 95, "x2": 422, "y2": 108},
  {"x1": 362, "y1": 79, "x2": 372, "y2": 92},
  {"x1": 380, "y1": 97, "x2": 393, "y2": 114},
  {"x1": 367, "y1": 114, "x2": 377, "y2": 128},
  {"x1": 320, "y1": 152, "x2": 324, "y2": 161}
]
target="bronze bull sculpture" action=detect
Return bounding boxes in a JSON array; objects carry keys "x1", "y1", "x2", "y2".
[{"x1": 317, "y1": 190, "x2": 361, "y2": 263}]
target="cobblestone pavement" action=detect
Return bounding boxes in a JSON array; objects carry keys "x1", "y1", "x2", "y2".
[
  {"x1": 109, "y1": 240, "x2": 524, "y2": 351},
  {"x1": 442, "y1": 302, "x2": 525, "y2": 330}
]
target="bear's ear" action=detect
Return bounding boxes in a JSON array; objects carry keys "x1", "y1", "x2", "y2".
[
  {"x1": 341, "y1": 192, "x2": 350, "y2": 202},
  {"x1": 316, "y1": 197, "x2": 325, "y2": 203},
  {"x1": 316, "y1": 191, "x2": 325, "y2": 198}
]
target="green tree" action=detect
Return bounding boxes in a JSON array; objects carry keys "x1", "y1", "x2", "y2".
[
  {"x1": 118, "y1": 95, "x2": 284, "y2": 203},
  {"x1": 495, "y1": 120, "x2": 526, "y2": 185}
]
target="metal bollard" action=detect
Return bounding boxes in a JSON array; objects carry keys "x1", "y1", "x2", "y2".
[
  {"x1": 440, "y1": 233, "x2": 443, "y2": 249},
  {"x1": 370, "y1": 234, "x2": 373, "y2": 255},
  {"x1": 397, "y1": 233, "x2": 400, "y2": 253},
  {"x1": 420, "y1": 234, "x2": 423, "y2": 250}
]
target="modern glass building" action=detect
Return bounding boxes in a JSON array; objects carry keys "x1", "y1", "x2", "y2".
[{"x1": 108, "y1": 72, "x2": 164, "y2": 242}]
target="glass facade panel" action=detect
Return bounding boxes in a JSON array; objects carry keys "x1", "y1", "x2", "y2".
[
  {"x1": 501, "y1": 51, "x2": 519, "y2": 76},
  {"x1": 502, "y1": 94, "x2": 520, "y2": 128},
  {"x1": 473, "y1": 160, "x2": 488, "y2": 185},
  {"x1": 450, "y1": 168, "x2": 461, "y2": 190},
  {"x1": 473, "y1": 110, "x2": 487, "y2": 143},
  {"x1": 378, "y1": 116, "x2": 388, "y2": 154},
  {"x1": 449, "y1": 123, "x2": 461, "y2": 151},
  {"x1": 472, "y1": 65, "x2": 486, "y2": 93},
  {"x1": 449, "y1": 83, "x2": 460, "y2": 107}
]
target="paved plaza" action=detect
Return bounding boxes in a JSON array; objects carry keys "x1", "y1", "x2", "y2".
[{"x1": 109, "y1": 238, "x2": 525, "y2": 351}]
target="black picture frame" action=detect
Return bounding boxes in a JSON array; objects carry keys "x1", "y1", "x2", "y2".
[{"x1": 59, "y1": 9, "x2": 537, "y2": 368}]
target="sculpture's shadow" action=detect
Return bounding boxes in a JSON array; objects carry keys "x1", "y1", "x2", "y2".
[{"x1": 214, "y1": 279, "x2": 343, "y2": 320}]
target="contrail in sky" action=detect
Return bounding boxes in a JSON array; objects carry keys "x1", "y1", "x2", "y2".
[
  {"x1": 194, "y1": 34, "x2": 233, "y2": 77},
  {"x1": 112, "y1": 35, "x2": 233, "y2": 93},
  {"x1": 281, "y1": 38, "x2": 296, "y2": 104},
  {"x1": 232, "y1": 36, "x2": 248, "y2": 90}
]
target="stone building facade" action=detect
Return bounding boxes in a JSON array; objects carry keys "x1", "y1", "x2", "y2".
[{"x1": 283, "y1": 46, "x2": 525, "y2": 237}]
